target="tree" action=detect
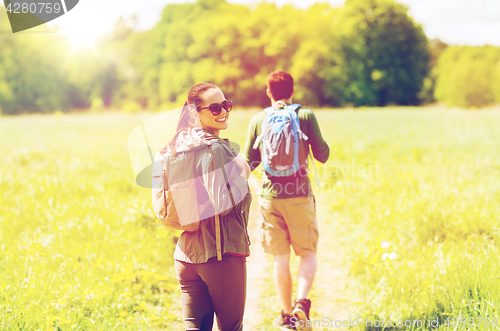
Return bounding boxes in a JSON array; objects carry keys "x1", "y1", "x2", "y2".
[
  {"x1": 135, "y1": 0, "x2": 310, "y2": 109},
  {"x1": 0, "y1": 10, "x2": 71, "y2": 114},
  {"x1": 419, "y1": 39, "x2": 448, "y2": 104},
  {"x1": 325, "y1": 0, "x2": 429, "y2": 107},
  {"x1": 1, "y1": 0, "x2": 437, "y2": 113},
  {"x1": 290, "y1": 4, "x2": 339, "y2": 107},
  {"x1": 434, "y1": 46, "x2": 500, "y2": 108}
]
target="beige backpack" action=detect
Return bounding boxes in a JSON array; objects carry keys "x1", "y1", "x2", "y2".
[
  {"x1": 152, "y1": 150, "x2": 201, "y2": 232},
  {"x1": 152, "y1": 145, "x2": 236, "y2": 261}
]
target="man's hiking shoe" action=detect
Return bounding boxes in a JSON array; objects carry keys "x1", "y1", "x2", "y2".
[
  {"x1": 275, "y1": 310, "x2": 296, "y2": 330},
  {"x1": 292, "y1": 299, "x2": 312, "y2": 331}
]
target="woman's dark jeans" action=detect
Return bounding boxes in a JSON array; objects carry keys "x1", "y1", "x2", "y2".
[{"x1": 175, "y1": 255, "x2": 247, "y2": 331}]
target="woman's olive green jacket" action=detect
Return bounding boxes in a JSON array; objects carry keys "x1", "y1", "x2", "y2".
[{"x1": 168, "y1": 128, "x2": 252, "y2": 263}]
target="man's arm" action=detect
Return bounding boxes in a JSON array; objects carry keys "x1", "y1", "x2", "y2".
[
  {"x1": 243, "y1": 114, "x2": 262, "y2": 171},
  {"x1": 305, "y1": 109, "x2": 329, "y2": 163}
]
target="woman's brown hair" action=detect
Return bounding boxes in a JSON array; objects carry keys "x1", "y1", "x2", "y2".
[{"x1": 163, "y1": 83, "x2": 219, "y2": 154}]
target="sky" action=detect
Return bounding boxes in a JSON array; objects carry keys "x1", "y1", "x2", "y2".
[{"x1": 46, "y1": 0, "x2": 500, "y2": 46}]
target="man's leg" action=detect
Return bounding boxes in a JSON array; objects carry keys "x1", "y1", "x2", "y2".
[
  {"x1": 282, "y1": 196, "x2": 318, "y2": 330},
  {"x1": 293, "y1": 253, "x2": 316, "y2": 331},
  {"x1": 273, "y1": 253, "x2": 293, "y2": 315},
  {"x1": 282, "y1": 196, "x2": 318, "y2": 301},
  {"x1": 297, "y1": 252, "x2": 317, "y2": 299}
]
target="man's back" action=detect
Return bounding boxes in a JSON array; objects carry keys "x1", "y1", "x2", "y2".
[{"x1": 243, "y1": 105, "x2": 329, "y2": 199}]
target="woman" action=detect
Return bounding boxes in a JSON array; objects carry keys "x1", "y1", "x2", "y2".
[{"x1": 165, "y1": 83, "x2": 252, "y2": 331}]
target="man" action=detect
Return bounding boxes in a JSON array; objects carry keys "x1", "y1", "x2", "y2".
[{"x1": 243, "y1": 70, "x2": 329, "y2": 330}]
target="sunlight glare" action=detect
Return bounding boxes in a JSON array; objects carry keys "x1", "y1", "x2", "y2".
[{"x1": 65, "y1": 27, "x2": 98, "y2": 48}]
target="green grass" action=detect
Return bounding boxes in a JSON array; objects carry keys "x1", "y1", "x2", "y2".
[
  {"x1": 0, "y1": 112, "x2": 183, "y2": 330},
  {"x1": 309, "y1": 107, "x2": 500, "y2": 330},
  {"x1": 1, "y1": 107, "x2": 500, "y2": 330}
]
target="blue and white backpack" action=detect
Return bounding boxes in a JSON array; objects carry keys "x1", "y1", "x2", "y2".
[{"x1": 253, "y1": 101, "x2": 309, "y2": 177}]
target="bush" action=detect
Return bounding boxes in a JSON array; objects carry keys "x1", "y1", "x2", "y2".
[
  {"x1": 435, "y1": 46, "x2": 500, "y2": 108},
  {"x1": 91, "y1": 97, "x2": 105, "y2": 113},
  {"x1": 122, "y1": 100, "x2": 142, "y2": 113}
]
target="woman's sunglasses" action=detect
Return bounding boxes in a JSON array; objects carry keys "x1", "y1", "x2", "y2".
[{"x1": 198, "y1": 100, "x2": 233, "y2": 116}]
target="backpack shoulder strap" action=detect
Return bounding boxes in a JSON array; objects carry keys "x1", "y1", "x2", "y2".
[
  {"x1": 207, "y1": 144, "x2": 235, "y2": 262},
  {"x1": 252, "y1": 134, "x2": 263, "y2": 150},
  {"x1": 287, "y1": 104, "x2": 308, "y2": 140},
  {"x1": 254, "y1": 107, "x2": 273, "y2": 149},
  {"x1": 287, "y1": 104, "x2": 302, "y2": 113},
  {"x1": 263, "y1": 106, "x2": 274, "y2": 114}
]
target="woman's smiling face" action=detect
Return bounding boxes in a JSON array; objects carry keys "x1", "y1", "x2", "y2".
[{"x1": 196, "y1": 88, "x2": 229, "y2": 136}]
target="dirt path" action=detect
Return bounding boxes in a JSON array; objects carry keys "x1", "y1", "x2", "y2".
[
  {"x1": 243, "y1": 175, "x2": 271, "y2": 331},
  {"x1": 310, "y1": 195, "x2": 358, "y2": 325},
  {"x1": 240, "y1": 176, "x2": 357, "y2": 331}
]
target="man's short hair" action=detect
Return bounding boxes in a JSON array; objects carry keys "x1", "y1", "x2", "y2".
[{"x1": 267, "y1": 70, "x2": 294, "y2": 101}]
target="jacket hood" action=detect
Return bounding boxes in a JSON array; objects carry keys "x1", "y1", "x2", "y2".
[{"x1": 170, "y1": 128, "x2": 225, "y2": 154}]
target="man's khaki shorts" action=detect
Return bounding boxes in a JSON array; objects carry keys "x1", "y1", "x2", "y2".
[{"x1": 259, "y1": 196, "x2": 318, "y2": 257}]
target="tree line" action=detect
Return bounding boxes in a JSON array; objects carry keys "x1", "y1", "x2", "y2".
[{"x1": 0, "y1": 0, "x2": 498, "y2": 114}]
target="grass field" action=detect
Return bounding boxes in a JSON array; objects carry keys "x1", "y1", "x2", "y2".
[{"x1": 1, "y1": 107, "x2": 500, "y2": 330}]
